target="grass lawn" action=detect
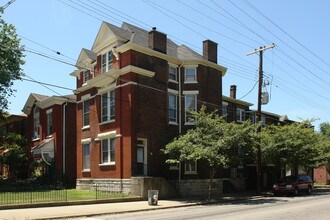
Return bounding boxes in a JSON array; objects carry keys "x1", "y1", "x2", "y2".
[{"x1": 0, "y1": 189, "x2": 132, "y2": 205}]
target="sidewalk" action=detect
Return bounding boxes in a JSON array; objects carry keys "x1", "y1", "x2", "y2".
[{"x1": 0, "y1": 193, "x2": 263, "y2": 220}]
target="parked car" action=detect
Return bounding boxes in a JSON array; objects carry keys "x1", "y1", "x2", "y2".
[{"x1": 272, "y1": 175, "x2": 313, "y2": 196}]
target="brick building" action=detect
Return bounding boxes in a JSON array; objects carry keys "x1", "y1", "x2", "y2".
[
  {"x1": 70, "y1": 22, "x2": 227, "y2": 193},
  {"x1": 22, "y1": 93, "x2": 77, "y2": 186}
]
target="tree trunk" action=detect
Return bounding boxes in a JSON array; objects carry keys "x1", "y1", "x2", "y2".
[{"x1": 208, "y1": 167, "x2": 215, "y2": 200}]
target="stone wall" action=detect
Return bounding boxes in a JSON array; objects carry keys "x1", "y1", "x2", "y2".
[
  {"x1": 171, "y1": 179, "x2": 223, "y2": 198},
  {"x1": 76, "y1": 178, "x2": 132, "y2": 194}
]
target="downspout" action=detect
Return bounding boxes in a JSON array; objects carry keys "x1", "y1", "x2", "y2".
[
  {"x1": 62, "y1": 102, "x2": 67, "y2": 176},
  {"x1": 178, "y1": 62, "x2": 184, "y2": 182}
]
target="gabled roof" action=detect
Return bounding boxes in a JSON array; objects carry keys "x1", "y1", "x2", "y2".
[
  {"x1": 22, "y1": 93, "x2": 76, "y2": 115},
  {"x1": 76, "y1": 48, "x2": 97, "y2": 67},
  {"x1": 22, "y1": 93, "x2": 49, "y2": 114}
]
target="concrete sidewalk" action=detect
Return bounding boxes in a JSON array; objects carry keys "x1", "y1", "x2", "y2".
[{"x1": 0, "y1": 199, "x2": 206, "y2": 220}]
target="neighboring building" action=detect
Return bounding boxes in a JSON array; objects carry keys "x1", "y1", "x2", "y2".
[
  {"x1": 22, "y1": 93, "x2": 77, "y2": 186},
  {"x1": 0, "y1": 114, "x2": 27, "y2": 179},
  {"x1": 314, "y1": 166, "x2": 330, "y2": 185},
  {"x1": 70, "y1": 21, "x2": 227, "y2": 195}
]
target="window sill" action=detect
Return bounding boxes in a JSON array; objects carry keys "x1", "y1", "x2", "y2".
[
  {"x1": 99, "y1": 162, "x2": 115, "y2": 166},
  {"x1": 82, "y1": 169, "x2": 90, "y2": 173},
  {"x1": 169, "y1": 121, "x2": 178, "y2": 125},
  {"x1": 82, "y1": 125, "x2": 90, "y2": 130},
  {"x1": 184, "y1": 171, "x2": 197, "y2": 175},
  {"x1": 46, "y1": 135, "x2": 52, "y2": 138},
  {"x1": 169, "y1": 166, "x2": 179, "y2": 170},
  {"x1": 184, "y1": 122, "x2": 196, "y2": 126},
  {"x1": 184, "y1": 81, "x2": 198, "y2": 84},
  {"x1": 32, "y1": 137, "x2": 40, "y2": 142},
  {"x1": 99, "y1": 120, "x2": 115, "y2": 125},
  {"x1": 169, "y1": 79, "x2": 178, "y2": 84}
]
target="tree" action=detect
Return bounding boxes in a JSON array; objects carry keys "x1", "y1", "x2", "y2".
[
  {"x1": 318, "y1": 122, "x2": 330, "y2": 167},
  {"x1": 0, "y1": 129, "x2": 28, "y2": 178},
  {"x1": 320, "y1": 122, "x2": 330, "y2": 137},
  {"x1": 163, "y1": 106, "x2": 257, "y2": 199},
  {"x1": 261, "y1": 121, "x2": 328, "y2": 177},
  {"x1": 0, "y1": 9, "x2": 25, "y2": 117}
]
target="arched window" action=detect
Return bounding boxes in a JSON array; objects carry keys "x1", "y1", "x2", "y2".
[{"x1": 33, "y1": 107, "x2": 40, "y2": 139}]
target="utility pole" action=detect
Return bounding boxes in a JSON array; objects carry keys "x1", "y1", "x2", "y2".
[{"x1": 247, "y1": 43, "x2": 275, "y2": 195}]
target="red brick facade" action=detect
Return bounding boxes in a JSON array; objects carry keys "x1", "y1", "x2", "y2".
[{"x1": 73, "y1": 22, "x2": 226, "y2": 182}]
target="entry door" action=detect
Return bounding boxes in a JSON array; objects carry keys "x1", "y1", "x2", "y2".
[{"x1": 137, "y1": 139, "x2": 147, "y2": 176}]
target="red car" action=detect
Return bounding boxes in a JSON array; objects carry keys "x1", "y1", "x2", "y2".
[{"x1": 272, "y1": 175, "x2": 313, "y2": 196}]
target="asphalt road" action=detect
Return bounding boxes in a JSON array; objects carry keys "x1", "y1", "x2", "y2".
[{"x1": 80, "y1": 191, "x2": 330, "y2": 220}]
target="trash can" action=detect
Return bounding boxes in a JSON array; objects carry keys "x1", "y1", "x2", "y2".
[{"x1": 147, "y1": 190, "x2": 159, "y2": 206}]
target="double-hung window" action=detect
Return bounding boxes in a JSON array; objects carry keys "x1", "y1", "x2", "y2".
[
  {"x1": 101, "y1": 51, "x2": 113, "y2": 74},
  {"x1": 185, "y1": 93, "x2": 197, "y2": 124},
  {"x1": 83, "y1": 100, "x2": 90, "y2": 127},
  {"x1": 33, "y1": 107, "x2": 40, "y2": 139},
  {"x1": 236, "y1": 108, "x2": 245, "y2": 123},
  {"x1": 168, "y1": 66, "x2": 177, "y2": 82},
  {"x1": 168, "y1": 93, "x2": 177, "y2": 123},
  {"x1": 83, "y1": 143, "x2": 90, "y2": 170},
  {"x1": 46, "y1": 109, "x2": 52, "y2": 137},
  {"x1": 101, "y1": 91, "x2": 115, "y2": 122},
  {"x1": 83, "y1": 71, "x2": 89, "y2": 83},
  {"x1": 184, "y1": 66, "x2": 197, "y2": 83},
  {"x1": 222, "y1": 102, "x2": 228, "y2": 121},
  {"x1": 101, "y1": 138, "x2": 115, "y2": 164}
]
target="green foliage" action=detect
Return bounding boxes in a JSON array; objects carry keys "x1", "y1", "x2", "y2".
[
  {"x1": 0, "y1": 129, "x2": 28, "y2": 178},
  {"x1": 320, "y1": 122, "x2": 330, "y2": 137},
  {"x1": 163, "y1": 106, "x2": 257, "y2": 169},
  {"x1": 261, "y1": 121, "x2": 328, "y2": 171},
  {"x1": 0, "y1": 11, "x2": 25, "y2": 117}
]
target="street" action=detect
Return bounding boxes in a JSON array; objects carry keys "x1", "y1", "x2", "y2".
[{"x1": 79, "y1": 191, "x2": 330, "y2": 220}]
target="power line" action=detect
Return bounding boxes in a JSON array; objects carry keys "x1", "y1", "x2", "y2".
[
  {"x1": 1, "y1": 0, "x2": 16, "y2": 10},
  {"x1": 22, "y1": 77, "x2": 74, "y2": 91}
]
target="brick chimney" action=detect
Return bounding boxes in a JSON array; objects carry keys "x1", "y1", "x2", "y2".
[
  {"x1": 203, "y1": 39, "x2": 218, "y2": 64},
  {"x1": 230, "y1": 85, "x2": 237, "y2": 99},
  {"x1": 148, "y1": 27, "x2": 167, "y2": 54}
]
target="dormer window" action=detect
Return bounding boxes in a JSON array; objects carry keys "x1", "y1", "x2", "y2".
[
  {"x1": 83, "y1": 71, "x2": 89, "y2": 83},
  {"x1": 101, "y1": 51, "x2": 113, "y2": 74}
]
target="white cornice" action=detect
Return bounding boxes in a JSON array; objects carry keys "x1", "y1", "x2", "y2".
[{"x1": 74, "y1": 65, "x2": 155, "y2": 94}]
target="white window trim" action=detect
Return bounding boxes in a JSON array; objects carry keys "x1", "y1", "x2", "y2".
[
  {"x1": 100, "y1": 138, "x2": 116, "y2": 165},
  {"x1": 184, "y1": 91, "x2": 198, "y2": 125},
  {"x1": 168, "y1": 63, "x2": 178, "y2": 83},
  {"x1": 95, "y1": 130, "x2": 120, "y2": 141},
  {"x1": 83, "y1": 70, "x2": 89, "y2": 83},
  {"x1": 168, "y1": 89, "x2": 178, "y2": 125},
  {"x1": 82, "y1": 99, "x2": 90, "y2": 128},
  {"x1": 100, "y1": 90, "x2": 115, "y2": 124},
  {"x1": 101, "y1": 51, "x2": 113, "y2": 74},
  {"x1": 46, "y1": 110, "x2": 52, "y2": 138},
  {"x1": 184, "y1": 160, "x2": 197, "y2": 174},
  {"x1": 184, "y1": 65, "x2": 198, "y2": 84},
  {"x1": 81, "y1": 138, "x2": 92, "y2": 144},
  {"x1": 237, "y1": 108, "x2": 245, "y2": 123},
  {"x1": 82, "y1": 143, "x2": 90, "y2": 171}
]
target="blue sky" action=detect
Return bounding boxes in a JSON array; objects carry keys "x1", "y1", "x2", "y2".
[{"x1": 2, "y1": 0, "x2": 329, "y2": 129}]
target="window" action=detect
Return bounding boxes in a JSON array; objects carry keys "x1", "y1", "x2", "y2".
[
  {"x1": 33, "y1": 107, "x2": 40, "y2": 139},
  {"x1": 185, "y1": 94, "x2": 197, "y2": 123},
  {"x1": 101, "y1": 91, "x2": 115, "y2": 122},
  {"x1": 168, "y1": 66, "x2": 177, "y2": 82},
  {"x1": 83, "y1": 71, "x2": 89, "y2": 83},
  {"x1": 46, "y1": 110, "x2": 52, "y2": 136},
  {"x1": 83, "y1": 100, "x2": 90, "y2": 127},
  {"x1": 83, "y1": 143, "x2": 90, "y2": 170},
  {"x1": 236, "y1": 108, "x2": 245, "y2": 122},
  {"x1": 101, "y1": 138, "x2": 115, "y2": 164},
  {"x1": 168, "y1": 94, "x2": 177, "y2": 123},
  {"x1": 101, "y1": 51, "x2": 113, "y2": 74},
  {"x1": 185, "y1": 67, "x2": 197, "y2": 83},
  {"x1": 222, "y1": 102, "x2": 228, "y2": 121},
  {"x1": 261, "y1": 115, "x2": 266, "y2": 124},
  {"x1": 185, "y1": 160, "x2": 197, "y2": 174},
  {"x1": 249, "y1": 114, "x2": 256, "y2": 124}
]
